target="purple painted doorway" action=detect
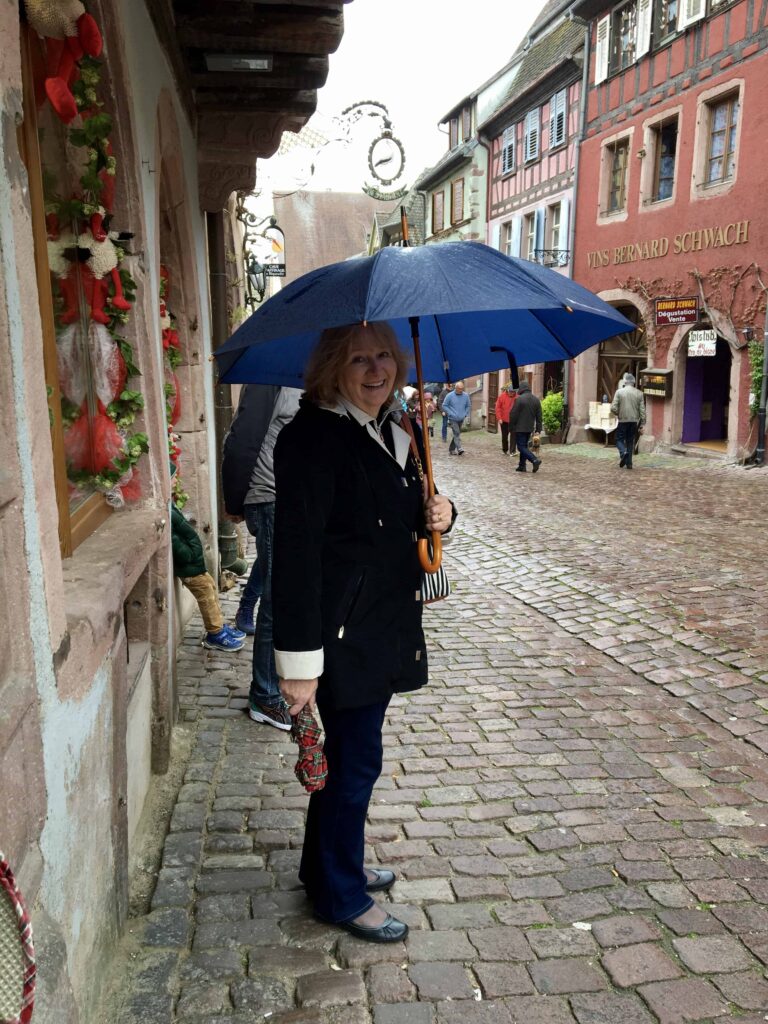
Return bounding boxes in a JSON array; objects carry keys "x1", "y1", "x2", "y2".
[{"x1": 681, "y1": 339, "x2": 731, "y2": 444}]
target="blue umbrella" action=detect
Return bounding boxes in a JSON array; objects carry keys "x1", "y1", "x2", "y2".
[
  {"x1": 214, "y1": 241, "x2": 633, "y2": 571},
  {"x1": 215, "y1": 241, "x2": 633, "y2": 386}
]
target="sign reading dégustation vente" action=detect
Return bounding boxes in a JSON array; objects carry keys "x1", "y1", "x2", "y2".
[
  {"x1": 655, "y1": 297, "x2": 698, "y2": 326},
  {"x1": 586, "y1": 219, "x2": 750, "y2": 270},
  {"x1": 688, "y1": 329, "x2": 718, "y2": 357}
]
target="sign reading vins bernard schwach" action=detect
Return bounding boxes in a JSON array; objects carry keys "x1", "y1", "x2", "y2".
[{"x1": 586, "y1": 219, "x2": 750, "y2": 269}]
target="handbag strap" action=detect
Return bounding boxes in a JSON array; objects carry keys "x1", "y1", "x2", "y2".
[{"x1": 398, "y1": 413, "x2": 427, "y2": 496}]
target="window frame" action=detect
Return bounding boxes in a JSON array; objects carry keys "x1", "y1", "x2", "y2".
[
  {"x1": 610, "y1": 0, "x2": 639, "y2": 75},
  {"x1": 598, "y1": 128, "x2": 634, "y2": 222},
  {"x1": 432, "y1": 190, "x2": 445, "y2": 233},
  {"x1": 652, "y1": 118, "x2": 679, "y2": 202},
  {"x1": 652, "y1": 0, "x2": 679, "y2": 47},
  {"x1": 705, "y1": 94, "x2": 739, "y2": 187},
  {"x1": 18, "y1": 24, "x2": 112, "y2": 557},
  {"x1": 523, "y1": 212, "x2": 536, "y2": 260},
  {"x1": 691, "y1": 80, "x2": 742, "y2": 199},
  {"x1": 450, "y1": 177, "x2": 465, "y2": 225},
  {"x1": 547, "y1": 202, "x2": 563, "y2": 250}
]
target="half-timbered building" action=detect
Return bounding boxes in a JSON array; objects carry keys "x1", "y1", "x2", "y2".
[{"x1": 570, "y1": 0, "x2": 767, "y2": 460}]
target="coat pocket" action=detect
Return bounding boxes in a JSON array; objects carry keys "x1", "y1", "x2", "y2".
[{"x1": 336, "y1": 570, "x2": 367, "y2": 639}]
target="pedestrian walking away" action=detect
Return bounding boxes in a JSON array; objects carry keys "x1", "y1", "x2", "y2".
[
  {"x1": 272, "y1": 321, "x2": 456, "y2": 944},
  {"x1": 442, "y1": 380, "x2": 471, "y2": 455},
  {"x1": 222, "y1": 384, "x2": 300, "y2": 730},
  {"x1": 610, "y1": 372, "x2": 646, "y2": 469},
  {"x1": 436, "y1": 383, "x2": 453, "y2": 443},
  {"x1": 170, "y1": 500, "x2": 244, "y2": 653},
  {"x1": 508, "y1": 380, "x2": 542, "y2": 472},
  {"x1": 494, "y1": 383, "x2": 517, "y2": 456}
]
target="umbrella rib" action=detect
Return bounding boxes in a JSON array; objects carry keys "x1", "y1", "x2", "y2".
[
  {"x1": 433, "y1": 316, "x2": 450, "y2": 379},
  {"x1": 528, "y1": 310, "x2": 574, "y2": 360}
]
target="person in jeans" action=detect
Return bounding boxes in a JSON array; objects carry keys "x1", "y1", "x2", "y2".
[
  {"x1": 508, "y1": 380, "x2": 542, "y2": 473},
  {"x1": 441, "y1": 381, "x2": 471, "y2": 455},
  {"x1": 222, "y1": 386, "x2": 300, "y2": 729},
  {"x1": 610, "y1": 372, "x2": 646, "y2": 469},
  {"x1": 436, "y1": 383, "x2": 453, "y2": 442}
]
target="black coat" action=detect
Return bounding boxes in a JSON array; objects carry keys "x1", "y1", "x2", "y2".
[
  {"x1": 272, "y1": 401, "x2": 428, "y2": 711},
  {"x1": 221, "y1": 384, "x2": 281, "y2": 516},
  {"x1": 509, "y1": 390, "x2": 542, "y2": 434}
]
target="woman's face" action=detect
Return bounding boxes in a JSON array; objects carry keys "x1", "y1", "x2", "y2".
[{"x1": 337, "y1": 332, "x2": 397, "y2": 417}]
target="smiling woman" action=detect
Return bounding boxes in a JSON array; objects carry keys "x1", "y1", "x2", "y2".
[{"x1": 303, "y1": 322, "x2": 410, "y2": 411}]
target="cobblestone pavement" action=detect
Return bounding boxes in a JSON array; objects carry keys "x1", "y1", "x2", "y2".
[{"x1": 111, "y1": 437, "x2": 768, "y2": 1024}]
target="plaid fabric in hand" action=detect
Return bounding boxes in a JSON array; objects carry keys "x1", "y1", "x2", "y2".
[{"x1": 291, "y1": 707, "x2": 328, "y2": 793}]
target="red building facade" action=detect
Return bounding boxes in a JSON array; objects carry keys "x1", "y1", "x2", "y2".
[{"x1": 571, "y1": 0, "x2": 767, "y2": 460}]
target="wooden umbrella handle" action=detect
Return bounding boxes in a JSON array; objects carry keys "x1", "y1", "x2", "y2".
[
  {"x1": 408, "y1": 315, "x2": 443, "y2": 574},
  {"x1": 418, "y1": 532, "x2": 442, "y2": 573}
]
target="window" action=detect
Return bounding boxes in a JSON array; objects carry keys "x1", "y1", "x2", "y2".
[
  {"x1": 652, "y1": 118, "x2": 678, "y2": 200},
  {"x1": 432, "y1": 191, "x2": 444, "y2": 233},
  {"x1": 449, "y1": 118, "x2": 458, "y2": 149},
  {"x1": 524, "y1": 213, "x2": 536, "y2": 260},
  {"x1": 462, "y1": 107, "x2": 472, "y2": 142},
  {"x1": 608, "y1": 138, "x2": 630, "y2": 212},
  {"x1": 450, "y1": 178, "x2": 464, "y2": 224},
  {"x1": 502, "y1": 219, "x2": 521, "y2": 257},
  {"x1": 653, "y1": 0, "x2": 678, "y2": 43},
  {"x1": 501, "y1": 127, "x2": 516, "y2": 174},
  {"x1": 706, "y1": 94, "x2": 739, "y2": 185},
  {"x1": 549, "y1": 90, "x2": 567, "y2": 149},
  {"x1": 612, "y1": 2, "x2": 638, "y2": 72},
  {"x1": 548, "y1": 203, "x2": 563, "y2": 249},
  {"x1": 524, "y1": 108, "x2": 540, "y2": 162},
  {"x1": 595, "y1": 0, "x2": 651, "y2": 82}
]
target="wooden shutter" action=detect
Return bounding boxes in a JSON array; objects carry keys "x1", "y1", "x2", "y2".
[
  {"x1": 462, "y1": 106, "x2": 471, "y2": 141},
  {"x1": 449, "y1": 118, "x2": 458, "y2": 149},
  {"x1": 432, "y1": 191, "x2": 444, "y2": 233},
  {"x1": 451, "y1": 178, "x2": 464, "y2": 223},
  {"x1": 549, "y1": 90, "x2": 567, "y2": 149},
  {"x1": 534, "y1": 208, "x2": 546, "y2": 258},
  {"x1": 679, "y1": 0, "x2": 705, "y2": 28},
  {"x1": 595, "y1": 14, "x2": 610, "y2": 83},
  {"x1": 524, "y1": 108, "x2": 540, "y2": 162},
  {"x1": 560, "y1": 197, "x2": 571, "y2": 259},
  {"x1": 491, "y1": 222, "x2": 501, "y2": 250},
  {"x1": 501, "y1": 126, "x2": 515, "y2": 174},
  {"x1": 510, "y1": 216, "x2": 523, "y2": 258},
  {"x1": 636, "y1": 0, "x2": 652, "y2": 57}
]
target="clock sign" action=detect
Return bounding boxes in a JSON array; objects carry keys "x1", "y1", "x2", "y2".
[{"x1": 368, "y1": 133, "x2": 405, "y2": 186}]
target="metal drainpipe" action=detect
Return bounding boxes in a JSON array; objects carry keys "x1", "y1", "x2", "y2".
[
  {"x1": 563, "y1": 10, "x2": 591, "y2": 442},
  {"x1": 755, "y1": 306, "x2": 768, "y2": 464},
  {"x1": 206, "y1": 210, "x2": 243, "y2": 575}
]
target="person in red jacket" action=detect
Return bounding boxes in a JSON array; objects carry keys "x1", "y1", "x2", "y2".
[{"x1": 494, "y1": 384, "x2": 517, "y2": 456}]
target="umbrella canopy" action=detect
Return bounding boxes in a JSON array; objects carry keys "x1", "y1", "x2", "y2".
[
  {"x1": 291, "y1": 707, "x2": 327, "y2": 794},
  {"x1": 215, "y1": 241, "x2": 634, "y2": 386}
]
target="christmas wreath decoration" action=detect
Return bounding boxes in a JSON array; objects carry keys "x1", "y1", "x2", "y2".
[{"x1": 27, "y1": 1, "x2": 148, "y2": 506}]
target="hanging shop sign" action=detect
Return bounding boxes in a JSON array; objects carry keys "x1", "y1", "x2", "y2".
[
  {"x1": 655, "y1": 297, "x2": 698, "y2": 327},
  {"x1": 687, "y1": 329, "x2": 718, "y2": 357},
  {"x1": 639, "y1": 368, "x2": 673, "y2": 399},
  {"x1": 262, "y1": 223, "x2": 286, "y2": 278},
  {"x1": 586, "y1": 219, "x2": 750, "y2": 270}
]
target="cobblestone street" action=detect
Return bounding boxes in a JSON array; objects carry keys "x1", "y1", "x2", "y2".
[{"x1": 109, "y1": 436, "x2": 768, "y2": 1024}]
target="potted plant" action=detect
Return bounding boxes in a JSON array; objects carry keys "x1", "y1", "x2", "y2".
[{"x1": 541, "y1": 391, "x2": 564, "y2": 444}]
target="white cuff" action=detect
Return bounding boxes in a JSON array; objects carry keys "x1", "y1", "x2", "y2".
[{"x1": 275, "y1": 648, "x2": 324, "y2": 680}]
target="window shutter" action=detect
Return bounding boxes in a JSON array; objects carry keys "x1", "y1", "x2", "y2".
[
  {"x1": 451, "y1": 178, "x2": 464, "y2": 223},
  {"x1": 501, "y1": 127, "x2": 516, "y2": 174},
  {"x1": 595, "y1": 14, "x2": 610, "y2": 84},
  {"x1": 432, "y1": 191, "x2": 444, "y2": 233},
  {"x1": 510, "y1": 216, "x2": 522, "y2": 258},
  {"x1": 679, "y1": 0, "x2": 705, "y2": 28},
  {"x1": 525, "y1": 108, "x2": 540, "y2": 162},
  {"x1": 560, "y1": 197, "x2": 571, "y2": 257},
  {"x1": 462, "y1": 107, "x2": 472, "y2": 141},
  {"x1": 534, "y1": 208, "x2": 546, "y2": 258},
  {"x1": 449, "y1": 118, "x2": 458, "y2": 149},
  {"x1": 491, "y1": 223, "x2": 501, "y2": 250},
  {"x1": 549, "y1": 90, "x2": 567, "y2": 149},
  {"x1": 636, "y1": 0, "x2": 652, "y2": 58}
]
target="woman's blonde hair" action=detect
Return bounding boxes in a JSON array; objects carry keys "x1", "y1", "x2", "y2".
[{"x1": 303, "y1": 321, "x2": 411, "y2": 408}]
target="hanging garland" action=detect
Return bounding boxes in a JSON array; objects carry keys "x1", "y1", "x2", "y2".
[
  {"x1": 160, "y1": 265, "x2": 188, "y2": 508},
  {"x1": 27, "y1": 3, "x2": 149, "y2": 506}
]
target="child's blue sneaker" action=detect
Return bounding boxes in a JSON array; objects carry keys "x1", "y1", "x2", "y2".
[{"x1": 203, "y1": 628, "x2": 243, "y2": 652}]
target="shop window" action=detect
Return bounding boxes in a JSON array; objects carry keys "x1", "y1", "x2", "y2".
[
  {"x1": 652, "y1": 117, "x2": 678, "y2": 201},
  {"x1": 450, "y1": 177, "x2": 464, "y2": 224},
  {"x1": 549, "y1": 90, "x2": 567, "y2": 150},
  {"x1": 524, "y1": 108, "x2": 540, "y2": 162},
  {"x1": 18, "y1": 22, "x2": 144, "y2": 556},
  {"x1": 432, "y1": 191, "x2": 444, "y2": 233},
  {"x1": 501, "y1": 127, "x2": 516, "y2": 175},
  {"x1": 705, "y1": 94, "x2": 739, "y2": 186}
]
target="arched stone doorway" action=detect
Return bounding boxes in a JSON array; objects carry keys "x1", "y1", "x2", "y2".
[
  {"x1": 596, "y1": 303, "x2": 647, "y2": 400},
  {"x1": 669, "y1": 326, "x2": 739, "y2": 455}
]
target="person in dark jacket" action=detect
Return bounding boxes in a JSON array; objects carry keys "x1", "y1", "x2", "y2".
[
  {"x1": 171, "y1": 505, "x2": 243, "y2": 652},
  {"x1": 272, "y1": 322, "x2": 455, "y2": 944},
  {"x1": 508, "y1": 380, "x2": 543, "y2": 473}
]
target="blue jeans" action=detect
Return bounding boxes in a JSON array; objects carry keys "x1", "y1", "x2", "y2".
[
  {"x1": 300, "y1": 693, "x2": 390, "y2": 922},
  {"x1": 616, "y1": 421, "x2": 638, "y2": 467},
  {"x1": 239, "y1": 543, "x2": 263, "y2": 610},
  {"x1": 515, "y1": 431, "x2": 537, "y2": 468},
  {"x1": 244, "y1": 503, "x2": 280, "y2": 707},
  {"x1": 441, "y1": 413, "x2": 448, "y2": 442}
]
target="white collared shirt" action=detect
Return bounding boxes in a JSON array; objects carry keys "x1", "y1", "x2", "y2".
[{"x1": 329, "y1": 395, "x2": 412, "y2": 469}]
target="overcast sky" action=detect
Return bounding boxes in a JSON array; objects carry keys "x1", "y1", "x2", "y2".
[{"x1": 259, "y1": 1, "x2": 548, "y2": 194}]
